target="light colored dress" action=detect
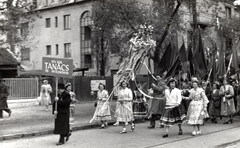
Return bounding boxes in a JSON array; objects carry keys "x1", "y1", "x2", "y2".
[
  {"x1": 219, "y1": 84, "x2": 235, "y2": 116},
  {"x1": 93, "y1": 89, "x2": 111, "y2": 121},
  {"x1": 40, "y1": 84, "x2": 52, "y2": 105},
  {"x1": 115, "y1": 87, "x2": 134, "y2": 122},
  {"x1": 69, "y1": 91, "x2": 77, "y2": 125},
  {"x1": 186, "y1": 87, "x2": 209, "y2": 125}
]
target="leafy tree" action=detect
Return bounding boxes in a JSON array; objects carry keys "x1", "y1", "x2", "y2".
[
  {"x1": 0, "y1": 0, "x2": 37, "y2": 56},
  {"x1": 91, "y1": 0, "x2": 239, "y2": 76}
]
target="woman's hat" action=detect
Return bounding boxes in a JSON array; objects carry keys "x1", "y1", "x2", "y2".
[
  {"x1": 191, "y1": 77, "x2": 199, "y2": 83},
  {"x1": 167, "y1": 78, "x2": 177, "y2": 85}
]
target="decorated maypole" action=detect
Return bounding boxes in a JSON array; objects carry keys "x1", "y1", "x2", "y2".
[{"x1": 90, "y1": 24, "x2": 156, "y2": 123}]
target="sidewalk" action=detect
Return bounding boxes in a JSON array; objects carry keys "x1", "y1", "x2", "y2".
[{"x1": 0, "y1": 100, "x2": 117, "y2": 141}]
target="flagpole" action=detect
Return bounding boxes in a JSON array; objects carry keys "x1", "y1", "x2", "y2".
[{"x1": 227, "y1": 54, "x2": 233, "y2": 75}]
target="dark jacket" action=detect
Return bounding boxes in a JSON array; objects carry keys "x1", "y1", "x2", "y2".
[
  {"x1": 0, "y1": 82, "x2": 9, "y2": 109},
  {"x1": 53, "y1": 90, "x2": 71, "y2": 135}
]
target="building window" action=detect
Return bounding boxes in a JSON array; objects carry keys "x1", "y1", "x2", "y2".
[
  {"x1": 64, "y1": 15, "x2": 71, "y2": 30},
  {"x1": 80, "y1": 11, "x2": 93, "y2": 68},
  {"x1": 46, "y1": 45, "x2": 51, "y2": 55},
  {"x1": 21, "y1": 47, "x2": 30, "y2": 61},
  {"x1": 56, "y1": 44, "x2": 59, "y2": 55},
  {"x1": 46, "y1": 18, "x2": 50, "y2": 28},
  {"x1": 64, "y1": 43, "x2": 71, "y2": 57},
  {"x1": 55, "y1": 17, "x2": 58, "y2": 28},
  {"x1": 225, "y1": 6, "x2": 231, "y2": 19},
  {"x1": 84, "y1": 54, "x2": 92, "y2": 68},
  {"x1": 20, "y1": 22, "x2": 29, "y2": 39}
]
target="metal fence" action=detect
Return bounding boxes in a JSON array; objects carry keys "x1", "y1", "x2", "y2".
[{"x1": 3, "y1": 78, "x2": 39, "y2": 100}]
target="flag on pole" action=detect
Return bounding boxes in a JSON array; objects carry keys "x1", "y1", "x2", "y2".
[
  {"x1": 230, "y1": 39, "x2": 239, "y2": 74},
  {"x1": 192, "y1": 28, "x2": 208, "y2": 77},
  {"x1": 216, "y1": 37, "x2": 226, "y2": 77},
  {"x1": 155, "y1": 42, "x2": 176, "y2": 75}
]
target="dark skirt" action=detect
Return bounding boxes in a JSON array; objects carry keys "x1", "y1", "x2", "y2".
[
  {"x1": 148, "y1": 97, "x2": 166, "y2": 115},
  {"x1": 133, "y1": 101, "x2": 147, "y2": 118},
  {"x1": 160, "y1": 105, "x2": 186, "y2": 126}
]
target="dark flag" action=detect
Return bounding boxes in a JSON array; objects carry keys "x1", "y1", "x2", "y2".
[
  {"x1": 165, "y1": 55, "x2": 181, "y2": 79},
  {"x1": 192, "y1": 28, "x2": 208, "y2": 77},
  {"x1": 155, "y1": 42, "x2": 176, "y2": 75},
  {"x1": 216, "y1": 38, "x2": 226, "y2": 77},
  {"x1": 230, "y1": 39, "x2": 239, "y2": 75},
  {"x1": 187, "y1": 42, "x2": 195, "y2": 78}
]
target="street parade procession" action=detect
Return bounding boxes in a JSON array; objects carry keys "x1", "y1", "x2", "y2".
[
  {"x1": 86, "y1": 23, "x2": 240, "y2": 140},
  {"x1": 2, "y1": 0, "x2": 240, "y2": 147}
]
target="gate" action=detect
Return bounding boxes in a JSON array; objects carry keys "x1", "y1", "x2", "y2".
[{"x1": 3, "y1": 78, "x2": 39, "y2": 100}]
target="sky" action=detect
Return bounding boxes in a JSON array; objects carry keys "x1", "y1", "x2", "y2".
[{"x1": 234, "y1": 0, "x2": 240, "y2": 5}]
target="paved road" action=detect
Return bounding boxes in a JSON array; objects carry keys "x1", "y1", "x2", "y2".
[{"x1": 1, "y1": 118, "x2": 240, "y2": 148}]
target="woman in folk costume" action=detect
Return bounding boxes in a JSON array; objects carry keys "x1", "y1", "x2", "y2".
[
  {"x1": 65, "y1": 83, "x2": 78, "y2": 138},
  {"x1": 184, "y1": 77, "x2": 209, "y2": 136},
  {"x1": 219, "y1": 78, "x2": 235, "y2": 124},
  {"x1": 114, "y1": 80, "x2": 135, "y2": 134},
  {"x1": 209, "y1": 81, "x2": 221, "y2": 123},
  {"x1": 132, "y1": 84, "x2": 147, "y2": 121},
  {"x1": 160, "y1": 78, "x2": 186, "y2": 138},
  {"x1": 93, "y1": 83, "x2": 111, "y2": 128},
  {"x1": 40, "y1": 80, "x2": 52, "y2": 111}
]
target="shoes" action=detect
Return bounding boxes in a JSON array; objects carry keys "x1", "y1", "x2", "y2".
[
  {"x1": 113, "y1": 122, "x2": 119, "y2": 126},
  {"x1": 56, "y1": 142, "x2": 64, "y2": 145},
  {"x1": 192, "y1": 131, "x2": 197, "y2": 136},
  {"x1": 104, "y1": 122, "x2": 108, "y2": 127},
  {"x1": 131, "y1": 124, "x2": 135, "y2": 132},
  {"x1": 9, "y1": 111, "x2": 12, "y2": 117},
  {"x1": 162, "y1": 133, "x2": 168, "y2": 138},
  {"x1": 223, "y1": 121, "x2": 229, "y2": 124},
  {"x1": 101, "y1": 124, "x2": 105, "y2": 128},
  {"x1": 178, "y1": 130, "x2": 183, "y2": 135},
  {"x1": 45, "y1": 108, "x2": 48, "y2": 111},
  {"x1": 196, "y1": 130, "x2": 201, "y2": 135},
  {"x1": 229, "y1": 119, "x2": 233, "y2": 124},
  {"x1": 120, "y1": 130, "x2": 127, "y2": 134},
  {"x1": 148, "y1": 126, "x2": 155, "y2": 129},
  {"x1": 159, "y1": 125, "x2": 164, "y2": 128},
  {"x1": 66, "y1": 132, "x2": 72, "y2": 142}
]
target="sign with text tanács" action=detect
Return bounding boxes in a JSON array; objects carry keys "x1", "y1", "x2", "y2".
[{"x1": 42, "y1": 57, "x2": 73, "y2": 78}]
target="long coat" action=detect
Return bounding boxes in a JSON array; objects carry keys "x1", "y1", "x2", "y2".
[
  {"x1": 0, "y1": 82, "x2": 9, "y2": 109},
  {"x1": 53, "y1": 91, "x2": 71, "y2": 135}
]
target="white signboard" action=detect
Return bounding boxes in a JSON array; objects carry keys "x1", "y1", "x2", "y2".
[{"x1": 90, "y1": 80, "x2": 106, "y2": 91}]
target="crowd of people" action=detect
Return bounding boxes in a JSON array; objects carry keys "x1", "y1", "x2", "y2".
[{"x1": 91, "y1": 75, "x2": 240, "y2": 139}]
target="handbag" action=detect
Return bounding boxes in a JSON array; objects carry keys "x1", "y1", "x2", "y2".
[{"x1": 94, "y1": 102, "x2": 97, "y2": 107}]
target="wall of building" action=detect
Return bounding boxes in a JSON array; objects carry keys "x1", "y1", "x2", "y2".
[{"x1": 22, "y1": 1, "x2": 95, "y2": 75}]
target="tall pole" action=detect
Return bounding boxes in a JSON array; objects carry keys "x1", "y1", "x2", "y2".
[
  {"x1": 192, "y1": 0, "x2": 197, "y2": 77},
  {"x1": 101, "y1": 30, "x2": 105, "y2": 76}
]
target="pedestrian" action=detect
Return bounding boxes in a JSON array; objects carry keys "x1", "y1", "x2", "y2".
[
  {"x1": 40, "y1": 80, "x2": 52, "y2": 111},
  {"x1": 209, "y1": 81, "x2": 221, "y2": 123},
  {"x1": 160, "y1": 78, "x2": 186, "y2": 138},
  {"x1": 0, "y1": 79, "x2": 12, "y2": 118},
  {"x1": 92, "y1": 83, "x2": 111, "y2": 128},
  {"x1": 132, "y1": 84, "x2": 147, "y2": 121},
  {"x1": 114, "y1": 80, "x2": 135, "y2": 134},
  {"x1": 65, "y1": 83, "x2": 78, "y2": 138},
  {"x1": 53, "y1": 83, "x2": 72, "y2": 145},
  {"x1": 219, "y1": 78, "x2": 235, "y2": 124},
  {"x1": 147, "y1": 75, "x2": 166, "y2": 129},
  {"x1": 184, "y1": 77, "x2": 209, "y2": 136}
]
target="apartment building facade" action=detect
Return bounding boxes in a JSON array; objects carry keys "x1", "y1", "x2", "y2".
[{"x1": 20, "y1": 0, "x2": 240, "y2": 76}]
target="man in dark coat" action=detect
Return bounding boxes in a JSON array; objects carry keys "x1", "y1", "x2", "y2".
[
  {"x1": 147, "y1": 75, "x2": 166, "y2": 128},
  {"x1": 0, "y1": 79, "x2": 12, "y2": 118},
  {"x1": 53, "y1": 83, "x2": 72, "y2": 145}
]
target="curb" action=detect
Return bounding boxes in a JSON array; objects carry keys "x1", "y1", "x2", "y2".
[{"x1": 0, "y1": 121, "x2": 116, "y2": 141}]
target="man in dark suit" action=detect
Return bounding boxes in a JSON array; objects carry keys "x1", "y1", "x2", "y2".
[{"x1": 53, "y1": 83, "x2": 72, "y2": 145}]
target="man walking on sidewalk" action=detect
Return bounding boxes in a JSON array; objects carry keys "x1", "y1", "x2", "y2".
[
  {"x1": 53, "y1": 83, "x2": 72, "y2": 145},
  {"x1": 0, "y1": 79, "x2": 12, "y2": 118}
]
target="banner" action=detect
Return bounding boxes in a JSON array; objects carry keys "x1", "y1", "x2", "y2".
[{"x1": 42, "y1": 57, "x2": 73, "y2": 78}]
